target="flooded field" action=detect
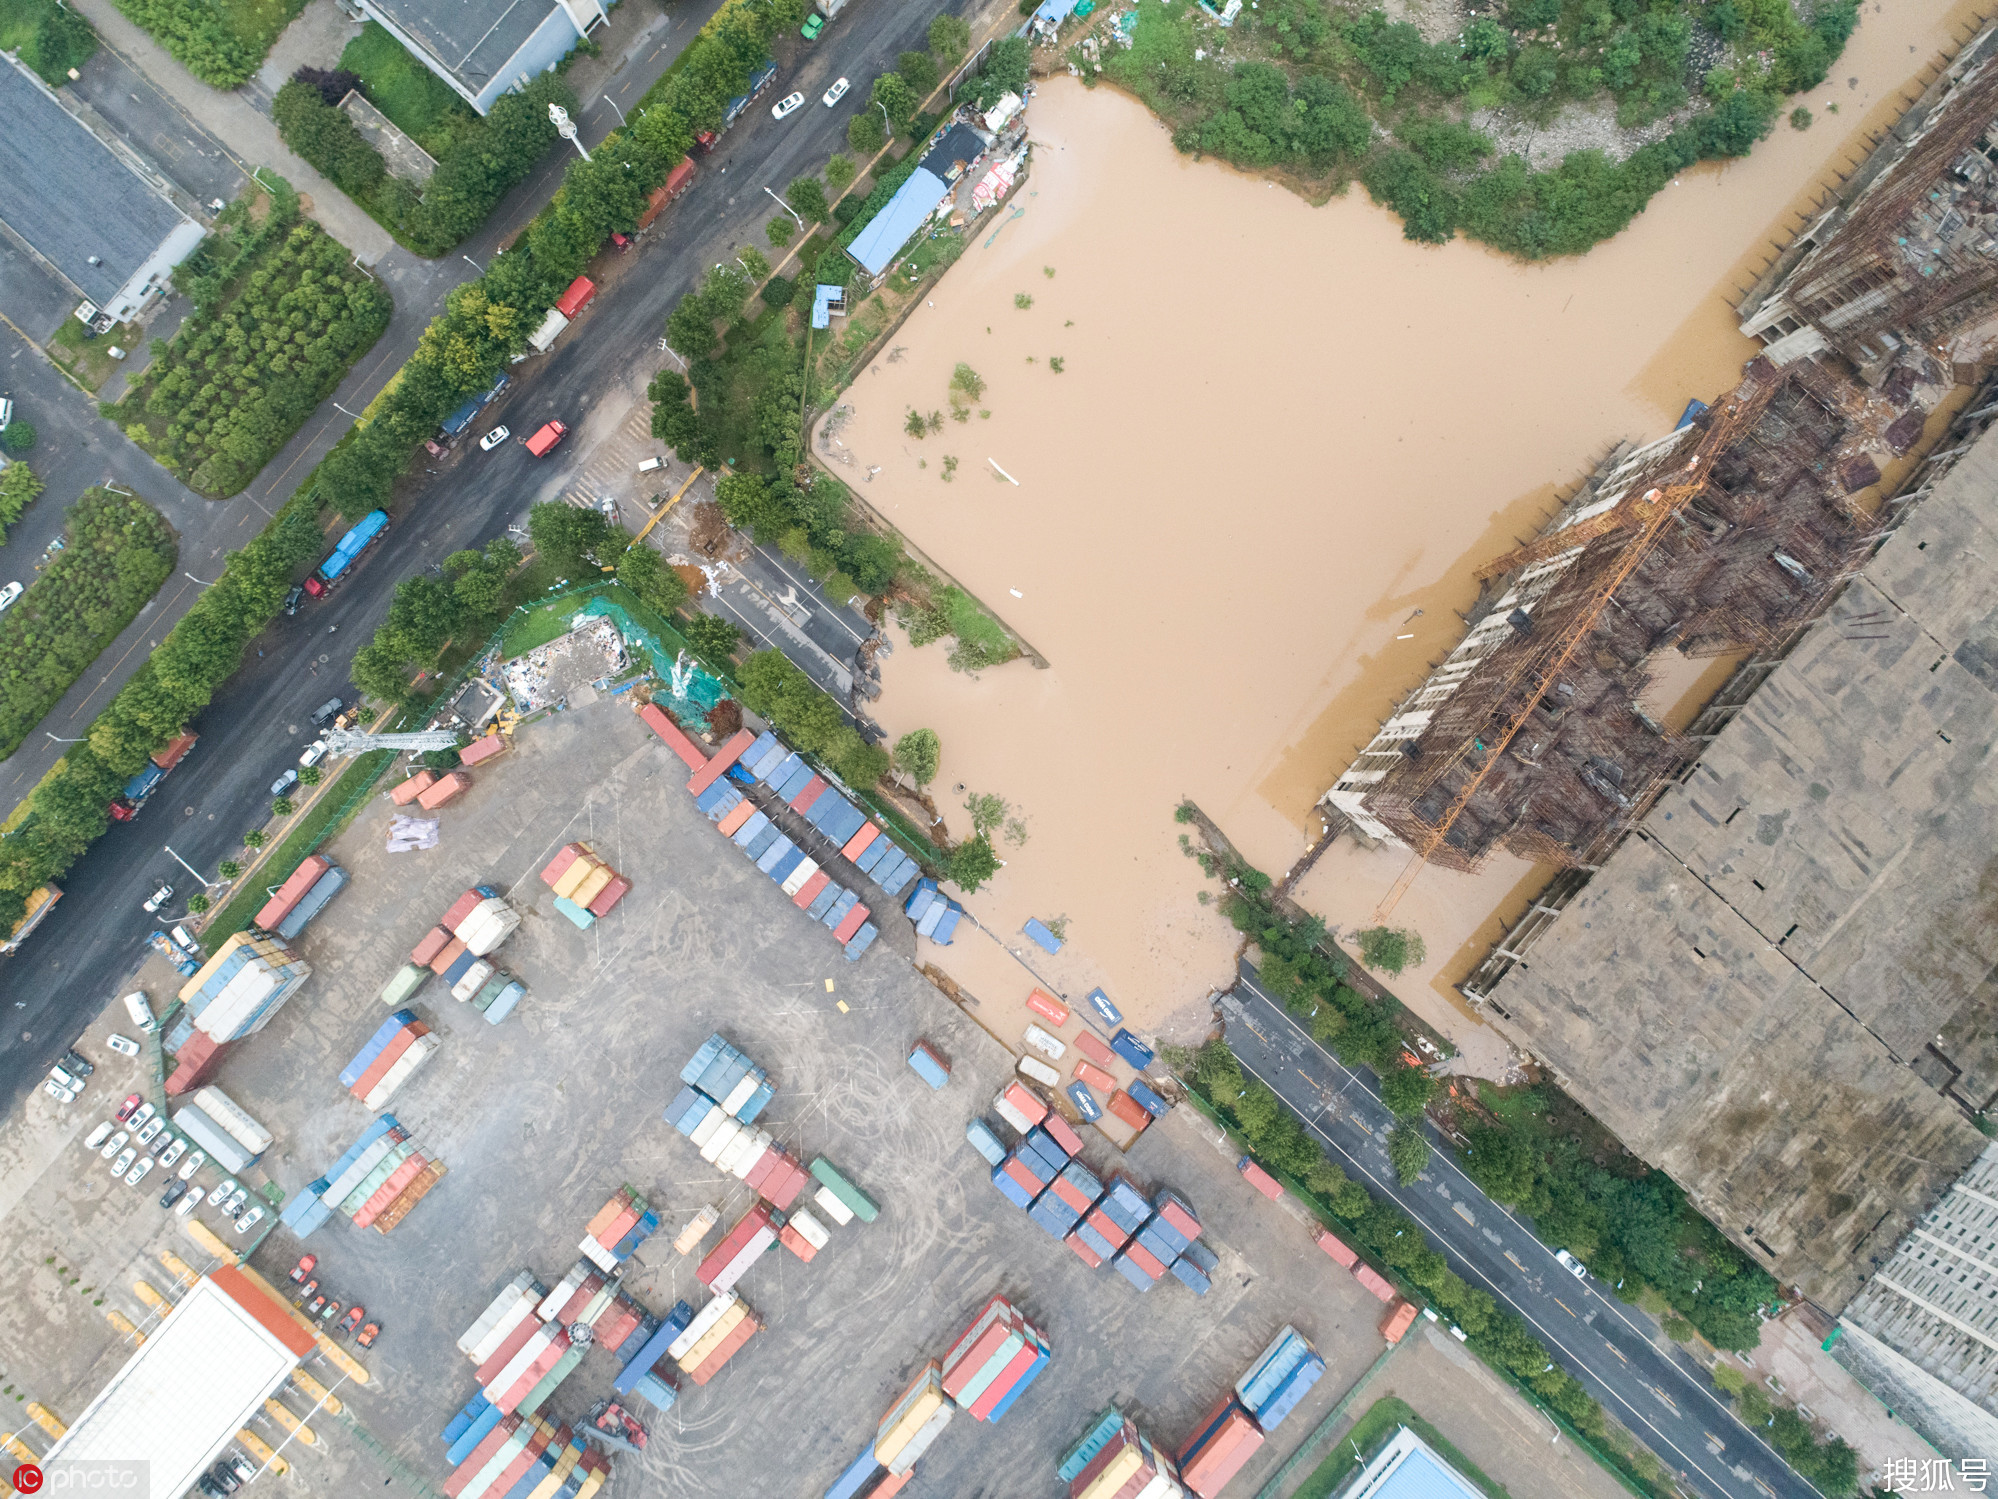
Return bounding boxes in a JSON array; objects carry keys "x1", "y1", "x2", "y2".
[{"x1": 844, "y1": 0, "x2": 1983, "y2": 1059}]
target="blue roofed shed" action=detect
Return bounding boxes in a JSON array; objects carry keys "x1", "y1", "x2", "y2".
[
  {"x1": 846, "y1": 167, "x2": 950, "y2": 275},
  {"x1": 810, "y1": 284, "x2": 847, "y2": 330}
]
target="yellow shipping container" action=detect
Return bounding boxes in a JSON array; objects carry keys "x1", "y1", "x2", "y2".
[
  {"x1": 1077, "y1": 1448, "x2": 1144, "y2": 1499},
  {"x1": 569, "y1": 863, "x2": 615, "y2": 909},
  {"x1": 874, "y1": 1387, "x2": 945, "y2": 1466},
  {"x1": 551, "y1": 855, "x2": 603, "y2": 901},
  {"x1": 675, "y1": 1303, "x2": 747, "y2": 1372},
  {"x1": 179, "y1": 931, "x2": 253, "y2": 1001}
]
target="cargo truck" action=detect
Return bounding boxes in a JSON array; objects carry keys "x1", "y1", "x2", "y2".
[
  {"x1": 303, "y1": 509, "x2": 388, "y2": 597},
  {"x1": 108, "y1": 730, "x2": 198, "y2": 820},
  {"x1": 636, "y1": 159, "x2": 697, "y2": 229},
  {"x1": 524, "y1": 421, "x2": 568, "y2": 457}
]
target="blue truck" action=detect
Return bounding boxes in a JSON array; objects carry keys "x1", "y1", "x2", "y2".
[{"x1": 304, "y1": 509, "x2": 388, "y2": 597}]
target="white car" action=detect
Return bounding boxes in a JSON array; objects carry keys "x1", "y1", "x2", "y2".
[
  {"x1": 105, "y1": 1033, "x2": 140, "y2": 1058},
  {"x1": 110, "y1": 1148, "x2": 136, "y2": 1177},
  {"x1": 157, "y1": 1137, "x2": 186, "y2": 1170},
  {"x1": 176, "y1": 1186, "x2": 204, "y2": 1216},
  {"x1": 125, "y1": 1156, "x2": 155, "y2": 1186},
  {"x1": 100, "y1": 1130, "x2": 129, "y2": 1160},
  {"x1": 299, "y1": 740, "x2": 329, "y2": 768},
  {"x1": 129, "y1": 1102, "x2": 154, "y2": 1131},
  {"x1": 822, "y1": 76, "x2": 850, "y2": 107},
  {"x1": 177, "y1": 1149, "x2": 207, "y2": 1181},
  {"x1": 0, "y1": 581, "x2": 20, "y2": 612},
  {"x1": 480, "y1": 426, "x2": 510, "y2": 451},
  {"x1": 134, "y1": 1116, "x2": 164, "y2": 1148},
  {"x1": 122, "y1": 991, "x2": 156, "y2": 1033},
  {"x1": 235, "y1": 1206, "x2": 264, "y2": 1235},
  {"x1": 85, "y1": 1121, "x2": 114, "y2": 1150},
  {"x1": 143, "y1": 883, "x2": 173, "y2": 914},
  {"x1": 1554, "y1": 1249, "x2": 1587, "y2": 1280},
  {"x1": 224, "y1": 1186, "x2": 250, "y2": 1217},
  {"x1": 772, "y1": 90, "x2": 805, "y2": 119},
  {"x1": 44, "y1": 1077, "x2": 78, "y2": 1104}
]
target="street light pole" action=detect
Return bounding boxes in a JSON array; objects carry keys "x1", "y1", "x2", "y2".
[
  {"x1": 463, "y1": 254, "x2": 484, "y2": 275},
  {"x1": 602, "y1": 94, "x2": 627, "y2": 126},
  {"x1": 762, "y1": 185, "x2": 805, "y2": 228},
  {"x1": 44, "y1": 732, "x2": 85, "y2": 743},
  {"x1": 185, "y1": 572, "x2": 218, "y2": 586},
  {"x1": 549, "y1": 103, "x2": 592, "y2": 162},
  {"x1": 164, "y1": 846, "x2": 219, "y2": 888},
  {"x1": 331, "y1": 400, "x2": 359, "y2": 420}
]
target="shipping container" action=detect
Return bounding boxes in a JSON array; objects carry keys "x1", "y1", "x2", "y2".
[
  {"x1": 274, "y1": 863, "x2": 349, "y2": 939},
  {"x1": 1017, "y1": 1055, "x2": 1061, "y2": 1087},
  {"x1": 254, "y1": 855, "x2": 333, "y2": 931},
  {"x1": 1380, "y1": 1298, "x2": 1419, "y2": 1343},
  {"x1": 379, "y1": 962, "x2": 428, "y2": 1007},
  {"x1": 1073, "y1": 1060, "x2": 1117, "y2": 1095},
  {"x1": 1024, "y1": 987, "x2": 1069, "y2": 1026},
  {"x1": 808, "y1": 1157, "x2": 878, "y2": 1223},
  {"x1": 587, "y1": 876, "x2": 632, "y2": 917},
  {"x1": 814, "y1": 1184, "x2": 855, "y2": 1226},
  {"x1": 451, "y1": 960, "x2": 495, "y2": 1002},
  {"x1": 392, "y1": 771, "x2": 437, "y2": 806},
  {"x1": 417, "y1": 771, "x2": 472, "y2": 810},
  {"x1": 907, "y1": 1041, "x2": 949, "y2": 1090},
  {"x1": 193, "y1": 1086, "x2": 274, "y2": 1153},
  {"x1": 540, "y1": 844, "x2": 587, "y2": 887},
  {"x1": 964, "y1": 1118, "x2": 1006, "y2": 1167},
  {"x1": 429, "y1": 936, "x2": 469, "y2": 976}
]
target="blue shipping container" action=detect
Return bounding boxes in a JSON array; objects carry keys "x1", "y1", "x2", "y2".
[
  {"x1": 965, "y1": 1118, "x2": 1006, "y2": 1167},
  {"x1": 1110, "y1": 1029, "x2": 1156, "y2": 1070},
  {"x1": 823, "y1": 1448, "x2": 881, "y2": 1499},
  {"x1": 991, "y1": 1164, "x2": 1035, "y2": 1209},
  {"x1": 1126, "y1": 1079, "x2": 1170, "y2": 1119},
  {"x1": 843, "y1": 923, "x2": 878, "y2": 960},
  {"x1": 1058, "y1": 1411, "x2": 1127, "y2": 1484}
]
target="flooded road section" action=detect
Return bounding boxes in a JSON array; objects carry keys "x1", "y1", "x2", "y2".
[{"x1": 845, "y1": 0, "x2": 1982, "y2": 1059}]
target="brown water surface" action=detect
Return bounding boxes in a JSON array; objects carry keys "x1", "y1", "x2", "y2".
[{"x1": 848, "y1": 0, "x2": 1982, "y2": 1054}]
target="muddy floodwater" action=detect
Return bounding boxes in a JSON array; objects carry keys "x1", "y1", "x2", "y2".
[{"x1": 841, "y1": 0, "x2": 1981, "y2": 1060}]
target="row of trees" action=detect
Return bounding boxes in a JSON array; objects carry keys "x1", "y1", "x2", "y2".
[
  {"x1": 736, "y1": 649, "x2": 888, "y2": 789},
  {"x1": 1711, "y1": 1364, "x2": 1859, "y2": 1493},
  {"x1": 348, "y1": 537, "x2": 521, "y2": 705},
  {"x1": 0, "y1": 489, "x2": 176, "y2": 758},
  {"x1": 109, "y1": 208, "x2": 391, "y2": 496},
  {"x1": 273, "y1": 73, "x2": 572, "y2": 257},
  {"x1": 0, "y1": 463, "x2": 42, "y2": 547},
  {"x1": 0, "y1": 495, "x2": 326, "y2": 932},
  {"x1": 113, "y1": 0, "x2": 260, "y2": 87}
]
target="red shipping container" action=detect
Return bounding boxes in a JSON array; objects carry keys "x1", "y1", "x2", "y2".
[
  {"x1": 968, "y1": 1335, "x2": 1042, "y2": 1420},
  {"x1": 1065, "y1": 1230, "x2": 1104, "y2": 1270},
  {"x1": 1154, "y1": 1196, "x2": 1201, "y2": 1241},
  {"x1": 1238, "y1": 1157, "x2": 1284, "y2": 1201},
  {"x1": 697, "y1": 1207, "x2": 773, "y2": 1286},
  {"x1": 390, "y1": 770, "x2": 436, "y2": 806},
  {"x1": 1042, "y1": 1113, "x2": 1084, "y2": 1158},
  {"x1": 429, "y1": 936, "x2": 468, "y2": 976},
  {"x1": 411, "y1": 925, "x2": 452, "y2": 966},
  {"x1": 1314, "y1": 1227, "x2": 1358, "y2": 1268},
  {"x1": 586, "y1": 1192, "x2": 634, "y2": 1238},
  {"x1": 1073, "y1": 1059, "x2": 1117, "y2": 1092},
  {"x1": 557, "y1": 1273, "x2": 604, "y2": 1326},
  {"x1": 867, "y1": 1471, "x2": 912, "y2": 1498},
  {"x1": 1049, "y1": 1175, "x2": 1093, "y2": 1214},
  {"x1": 1381, "y1": 1299, "x2": 1419, "y2": 1343},
  {"x1": 640, "y1": 703, "x2": 707, "y2": 770},
  {"x1": 483, "y1": 1422, "x2": 551, "y2": 1495},
  {"x1": 554, "y1": 276, "x2": 596, "y2": 317},
  {"x1": 597, "y1": 1303, "x2": 641, "y2": 1352},
  {"x1": 417, "y1": 771, "x2": 472, "y2": 810},
  {"x1": 354, "y1": 1154, "x2": 427, "y2": 1226},
  {"x1": 763, "y1": 1159, "x2": 809, "y2": 1211},
  {"x1": 940, "y1": 1298, "x2": 1010, "y2": 1371},
  {"x1": 1107, "y1": 1090, "x2": 1151, "y2": 1128},
  {"x1": 1353, "y1": 1263, "x2": 1397, "y2": 1303},
  {"x1": 1073, "y1": 1030, "x2": 1117, "y2": 1069},
  {"x1": 831, "y1": 903, "x2": 870, "y2": 943},
  {"x1": 778, "y1": 1223, "x2": 817, "y2": 1262},
  {"x1": 496, "y1": 1337, "x2": 569, "y2": 1413},
  {"x1": 459, "y1": 733, "x2": 506, "y2": 766},
  {"x1": 792, "y1": 870, "x2": 830, "y2": 910},
  {"x1": 742, "y1": 1147, "x2": 780, "y2": 1193},
  {"x1": 1180, "y1": 1413, "x2": 1263, "y2": 1498},
  {"x1": 1000, "y1": 1082, "x2": 1048, "y2": 1127},
  {"x1": 716, "y1": 799, "x2": 756, "y2": 837},
  {"x1": 685, "y1": 1313, "x2": 758, "y2": 1384},
  {"x1": 350, "y1": 1024, "x2": 425, "y2": 1099},
  {"x1": 599, "y1": 1203, "x2": 643, "y2": 1248},
  {"x1": 1122, "y1": 1241, "x2": 1166, "y2": 1279},
  {"x1": 441, "y1": 888, "x2": 483, "y2": 932},
  {"x1": 1025, "y1": 988, "x2": 1069, "y2": 1025},
  {"x1": 541, "y1": 843, "x2": 587, "y2": 887},
  {"x1": 255, "y1": 854, "x2": 332, "y2": 930},
  {"x1": 841, "y1": 822, "x2": 879, "y2": 861},
  {"x1": 473, "y1": 1319, "x2": 541, "y2": 1388},
  {"x1": 787, "y1": 775, "x2": 826, "y2": 814},
  {"x1": 164, "y1": 1031, "x2": 228, "y2": 1096},
  {"x1": 941, "y1": 1321, "x2": 1016, "y2": 1398},
  {"x1": 588, "y1": 875, "x2": 632, "y2": 917},
  {"x1": 1085, "y1": 1206, "x2": 1130, "y2": 1249},
  {"x1": 443, "y1": 1413, "x2": 520, "y2": 1497},
  {"x1": 686, "y1": 728, "x2": 756, "y2": 796},
  {"x1": 1002, "y1": 1157, "x2": 1046, "y2": 1194}
]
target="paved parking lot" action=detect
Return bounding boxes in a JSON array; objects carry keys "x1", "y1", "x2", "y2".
[{"x1": 2, "y1": 697, "x2": 1446, "y2": 1495}]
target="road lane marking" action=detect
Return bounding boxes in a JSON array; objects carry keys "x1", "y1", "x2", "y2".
[
  {"x1": 1553, "y1": 1296, "x2": 1578, "y2": 1318},
  {"x1": 1454, "y1": 1202, "x2": 1476, "y2": 1226},
  {"x1": 1604, "y1": 1341, "x2": 1629, "y2": 1364},
  {"x1": 1504, "y1": 1250, "x2": 1527, "y2": 1272},
  {"x1": 1706, "y1": 1431, "x2": 1727, "y2": 1451}
]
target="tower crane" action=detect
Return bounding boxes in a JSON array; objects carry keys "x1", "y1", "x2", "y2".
[{"x1": 319, "y1": 727, "x2": 465, "y2": 757}]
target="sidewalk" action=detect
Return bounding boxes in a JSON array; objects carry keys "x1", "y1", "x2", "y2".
[{"x1": 63, "y1": 0, "x2": 396, "y2": 261}]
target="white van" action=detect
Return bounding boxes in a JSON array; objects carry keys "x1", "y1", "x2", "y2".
[
  {"x1": 121, "y1": 991, "x2": 156, "y2": 1033},
  {"x1": 637, "y1": 457, "x2": 663, "y2": 473}
]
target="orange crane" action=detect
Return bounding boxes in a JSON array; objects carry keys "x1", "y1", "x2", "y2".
[{"x1": 1372, "y1": 379, "x2": 1777, "y2": 920}]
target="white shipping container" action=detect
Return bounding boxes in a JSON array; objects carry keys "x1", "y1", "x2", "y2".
[
  {"x1": 710, "y1": 1228, "x2": 776, "y2": 1292},
  {"x1": 689, "y1": 1104, "x2": 729, "y2": 1151},
  {"x1": 536, "y1": 1265, "x2": 589, "y2": 1323},
  {"x1": 192, "y1": 1086, "x2": 274, "y2": 1154},
  {"x1": 193, "y1": 968, "x2": 283, "y2": 1040},
  {"x1": 667, "y1": 1292, "x2": 739, "y2": 1360},
  {"x1": 459, "y1": 1273, "x2": 536, "y2": 1355},
  {"x1": 724, "y1": 1128, "x2": 770, "y2": 1178},
  {"x1": 1132, "y1": 1471, "x2": 1183, "y2": 1499},
  {"x1": 451, "y1": 960, "x2": 495, "y2": 1002},
  {"x1": 1017, "y1": 1055, "x2": 1061, "y2": 1087},
  {"x1": 699, "y1": 1116, "x2": 743, "y2": 1165},
  {"x1": 993, "y1": 1094, "x2": 1036, "y2": 1134},
  {"x1": 712, "y1": 1127, "x2": 756, "y2": 1177},
  {"x1": 779, "y1": 858, "x2": 820, "y2": 898},
  {"x1": 486, "y1": 1324, "x2": 557, "y2": 1399},
  {"x1": 789, "y1": 1207, "x2": 830, "y2": 1250},
  {"x1": 731, "y1": 1140, "x2": 775, "y2": 1183},
  {"x1": 363, "y1": 1034, "x2": 438, "y2": 1109},
  {"x1": 469, "y1": 1291, "x2": 543, "y2": 1365},
  {"x1": 324, "y1": 1135, "x2": 401, "y2": 1205},
  {"x1": 578, "y1": 1234, "x2": 618, "y2": 1272},
  {"x1": 720, "y1": 1072, "x2": 762, "y2": 1117},
  {"x1": 814, "y1": 1184, "x2": 855, "y2": 1226},
  {"x1": 886, "y1": 1401, "x2": 954, "y2": 1475},
  {"x1": 1022, "y1": 1024, "x2": 1067, "y2": 1062},
  {"x1": 453, "y1": 897, "x2": 517, "y2": 942}
]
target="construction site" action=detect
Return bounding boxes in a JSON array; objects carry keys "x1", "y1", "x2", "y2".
[{"x1": 1319, "y1": 18, "x2": 1998, "y2": 1461}]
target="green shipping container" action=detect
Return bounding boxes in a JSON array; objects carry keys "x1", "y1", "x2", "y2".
[
  {"x1": 379, "y1": 962, "x2": 428, "y2": 1007},
  {"x1": 808, "y1": 1156, "x2": 879, "y2": 1223}
]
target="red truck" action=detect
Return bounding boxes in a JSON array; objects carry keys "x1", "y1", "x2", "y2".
[{"x1": 525, "y1": 421, "x2": 568, "y2": 457}]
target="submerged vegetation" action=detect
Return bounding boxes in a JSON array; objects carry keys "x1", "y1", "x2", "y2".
[{"x1": 1101, "y1": 0, "x2": 1857, "y2": 256}]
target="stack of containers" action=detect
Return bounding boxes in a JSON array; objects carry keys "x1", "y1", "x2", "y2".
[
  {"x1": 809, "y1": 1157, "x2": 879, "y2": 1226},
  {"x1": 392, "y1": 770, "x2": 436, "y2": 805},
  {"x1": 580, "y1": 1188, "x2": 659, "y2": 1271},
  {"x1": 696, "y1": 1206, "x2": 777, "y2": 1293},
  {"x1": 416, "y1": 770, "x2": 472, "y2": 810},
  {"x1": 939, "y1": 1295, "x2": 1052, "y2": 1424},
  {"x1": 172, "y1": 1085, "x2": 272, "y2": 1174},
  {"x1": 445, "y1": 1414, "x2": 611, "y2": 1499},
  {"x1": 295, "y1": 1111, "x2": 447, "y2": 1235},
  {"x1": 1175, "y1": 1395, "x2": 1264, "y2": 1498},
  {"x1": 613, "y1": 1300, "x2": 693, "y2": 1410},
  {"x1": 540, "y1": 841, "x2": 631, "y2": 928},
  {"x1": 468, "y1": 970, "x2": 526, "y2": 1025},
  {"x1": 1234, "y1": 1325, "x2": 1326, "y2": 1434},
  {"x1": 164, "y1": 1028, "x2": 229, "y2": 1095},
  {"x1": 483, "y1": 1319, "x2": 573, "y2": 1415},
  {"x1": 903, "y1": 880, "x2": 964, "y2": 945},
  {"x1": 993, "y1": 1079, "x2": 1050, "y2": 1134},
  {"x1": 668, "y1": 1291, "x2": 762, "y2": 1384},
  {"x1": 875, "y1": 1362, "x2": 953, "y2": 1476},
  {"x1": 340, "y1": 1010, "x2": 439, "y2": 1108},
  {"x1": 280, "y1": 1115, "x2": 401, "y2": 1238},
  {"x1": 777, "y1": 1206, "x2": 831, "y2": 1262},
  {"x1": 682, "y1": 1034, "x2": 777, "y2": 1123},
  {"x1": 177, "y1": 931, "x2": 312, "y2": 1042},
  {"x1": 253, "y1": 855, "x2": 333, "y2": 932},
  {"x1": 1062, "y1": 1413, "x2": 1185, "y2": 1499},
  {"x1": 378, "y1": 962, "x2": 428, "y2": 1008}
]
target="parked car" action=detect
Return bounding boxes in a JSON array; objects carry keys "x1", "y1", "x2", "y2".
[
  {"x1": 157, "y1": 1137, "x2": 185, "y2": 1170},
  {"x1": 283, "y1": 585, "x2": 305, "y2": 615},
  {"x1": 224, "y1": 1185, "x2": 250, "y2": 1216},
  {"x1": 44, "y1": 1077, "x2": 78, "y2": 1104},
  {"x1": 1554, "y1": 1249, "x2": 1587, "y2": 1280},
  {"x1": 822, "y1": 76, "x2": 850, "y2": 107},
  {"x1": 298, "y1": 740, "x2": 328, "y2": 768},
  {"x1": 160, "y1": 1178, "x2": 188, "y2": 1210},
  {"x1": 135, "y1": 1116, "x2": 164, "y2": 1148},
  {"x1": 305, "y1": 1292, "x2": 327, "y2": 1318},
  {"x1": 121, "y1": 993, "x2": 156, "y2": 1033},
  {"x1": 49, "y1": 1064, "x2": 83, "y2": 1091},
  {"x1": 235, "y1": 1206, "x2": 264, "y2": 1235},
  {"x1": 228, "y1": 1455, "x2": 256, "y2": 1484},
  {"x1": 177, "y1": 1148, "x2": 206, "y2": 1181},
  {"x1": 125, "y1": 1156, "x2": 155, "y2": 1186},
  {"x1": 310, "y1": 697, "x2": 343, "y2": 726},
  {"x1": 801, "y1": 11, "x2": 824, "y2": 38},
  {"x1": 143, "y1": 883, "x2": 174, "y2": 913},
  {"x1": 116, "y1": 1093, "x2": 143, "y2": 1122},
  {"x1": 60, "y1": 1049, "x2": 94, "y2": 1078},
  {"x1": 318, "y1": 1298, "x2": 342, "y2": 1323},
  {"x1": 175, "y1": 1186, "x2": 205, "y2": 1216},
  {"x1": 295, "y1": 1278, "x2": 318, "y2": 1306},
  {"x1": 356, "y1": 1321, "x2": 380, "y2": 1349},
  {"x1": 128, "y1": 1102, "x2": 154, "y2": 1130},
  {"x1": 100, "y1": 1130, "x2": 129, "y2": 1161},
  {"x1": 214, "y1": 1176, "x2": 240, "y2": 1208},
  {"x1": 105, "y1": 1033, "x2": 140, "y2": 1057},
  {"x1": 270, "y1": 769, "x2": 298, "y2": 798},
  {"x1": 0, "y1": 581, "x2": 21, "y2": 612},
  {"x1": 290, "y1": 1254, "x2": 317, "y2": 1283},
  {"x1": 340, "y1": 1305, "x2": 365, "y2": 1335},
  {"x1": 84, "y1": 1121, "x2": 114, "y2": 1150},
  {"x1": 110, "y1": 1148, "x2": 136, "y2": 1176},
  {"x1": 479, "y1": 426, "x2": 510, "y2": 451},
  {"x1": 772, "y1": 90, "x2": 805, "y2": 119},
  {"x1": 205, "y1": 1460, "x2": 241, "y2": 1494}
]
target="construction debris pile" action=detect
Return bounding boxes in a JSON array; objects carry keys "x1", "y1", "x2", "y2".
[{"x1": 501, "y1": 618, "x2": 629, "y2": 713}]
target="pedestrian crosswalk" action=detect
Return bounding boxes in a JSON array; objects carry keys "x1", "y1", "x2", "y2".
[{"x1": 558, "y1": 404, "x2": 670, "y2": 523}]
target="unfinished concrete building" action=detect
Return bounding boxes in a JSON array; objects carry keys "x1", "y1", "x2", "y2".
[{"x1": 1739, "y1": 22, "x2": 1998, "y2": 379}]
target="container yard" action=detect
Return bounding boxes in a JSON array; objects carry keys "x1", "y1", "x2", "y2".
[{"x1": 0, "y1": 698, "x2": 1446, "y2": 1498}]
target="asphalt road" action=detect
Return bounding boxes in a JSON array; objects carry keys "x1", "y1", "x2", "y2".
[
  {"x1": 0, "y1": 0, "x2": 979, "y2": 1115},
  {"x1": 1224, "y1": 965, "x2": 1818, "y2": 1499}
]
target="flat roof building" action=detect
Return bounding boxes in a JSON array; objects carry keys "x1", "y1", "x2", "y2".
[
  {"x1": 1338, "y1": 1426, "x2": 1486, "y2": 1499},
  {"x1": 42, "y1": 1268, "x2": 312, "y2": 1497},
  {"x1": 0, "y1": 54, "x2": 203, "y2": 326},
  {"x1": 342, "y1": 0, "x2": 605, "y2": 115}
]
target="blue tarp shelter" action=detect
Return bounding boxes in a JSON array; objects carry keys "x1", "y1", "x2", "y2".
[{"x1": 847, "y1": 167, "x2": 949, "y2": 275}]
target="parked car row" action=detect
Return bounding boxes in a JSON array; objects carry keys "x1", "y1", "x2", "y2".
[
  {"x1": 289, "y1": 1254, "x2": 380, "y2": 1347},
  {"x1": 84, "y1": 1097, "x2": 261, "y2": 1230}
]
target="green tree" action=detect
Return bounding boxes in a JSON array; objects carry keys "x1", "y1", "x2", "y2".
[
  {"x1": 528, "y1": 501, "x2": 616, "y2": 577},
  {"x1": 869, "y1": 72, "x2": 917, "y2": 128},
  {"x1": 785, "y1": 176, "x2": 830, "y2": 224},
  {"x1": 618, "y1": 544, "x2": 690, "y2": 615},
  {"x1": 1379, "y1": 1058, "x2": 1436, "y2": 1118},
  {"x1": 1358, "y1": 925, "x2": 1426, "y2": 976},
  {"x1": 847, "y1": 111, "x2": 887, "y2": 154},
  {"x1": 892, "y1": 727, "x2": 940, "y2": 786},
  {"x1": 1192, "y1": 1039, "x2": 1244, "y2": 1104},
  {"x1": 242, "y1": 829, "x2": 266, "y2": 849},
  {"x1": 1388, "y1": 1123, "x2": 1431, "y2": 1183},
  {"x1": 271, "y1": 796, "x2": 295, "y2": 817},
  {"x1": 684, "y1": 613, "x2": 740, "y2": 661},
  {"x1": 186, "y1": 892, "x2": 209, "y2": 913},
  {"x1": 217, "y1": 860, "x2": 242, "y2": 880},
  {"x1": 928, "y1": 12, "x2": 970, "y2": 62},
  {"x1": 896, "y1": 49, "x2": 938, "y2": 95},
  {"x1": 964, "y1": 790, "x2": 1007, "y2": 836},
  {"x1": 0, "y1": 462, "x2": 44, "y2": 546},
  {"x1": 767, "y1": 215, "x2": 797, "y2": 246},
  {"x1": 824, "y1": 153, "x2": 857, "y2": 195},
  {"x1": 1458, "y1": 1121, "x2": 1538, "y2": 1205},
  {"x1": 299, "y1": 765, "x2": 323, "y2": 787},
  {"x1": 948, "y1": 833, "x2": 999, "y2": 892},
  {"x1": 2, "y1": 421, "x2": 37, "y2": 453}
]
